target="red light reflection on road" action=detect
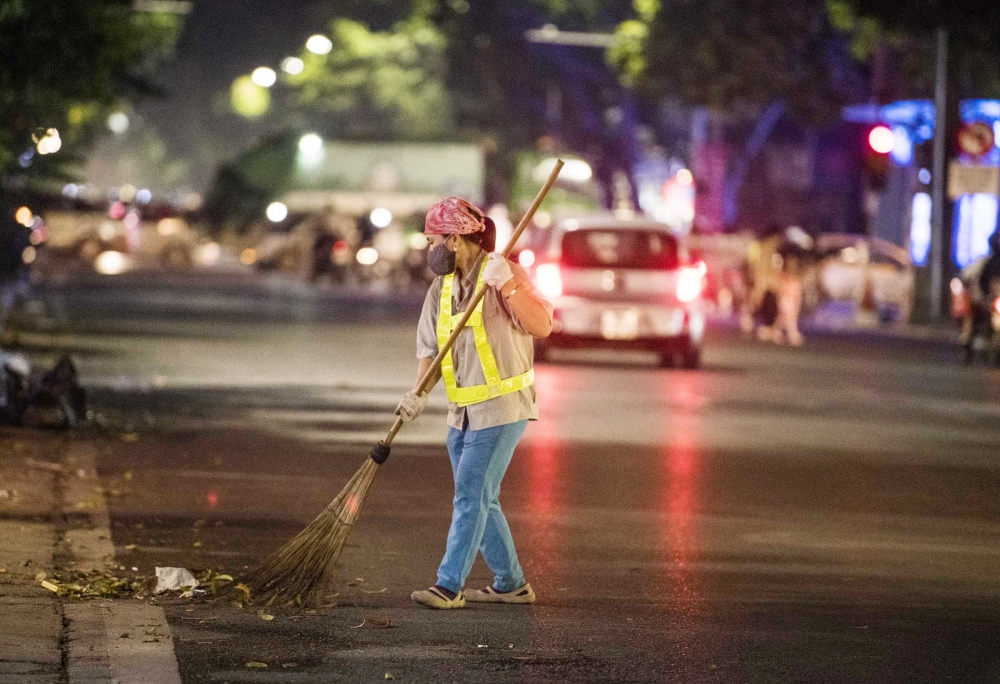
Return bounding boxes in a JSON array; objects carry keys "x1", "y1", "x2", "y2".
[
  {"x1": 661, "y1": 372, "x2": 703, "y2": 618},
  {"x1": 206, "y1": 491, "x2": 219, "y2": 508}
]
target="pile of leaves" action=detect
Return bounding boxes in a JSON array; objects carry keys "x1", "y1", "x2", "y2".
[{"x1": 35, "y1": 568, "x2": 236, "y2": 600}]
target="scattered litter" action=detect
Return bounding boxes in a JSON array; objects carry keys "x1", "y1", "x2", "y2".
[
  {"x1": 120, "y1": 633, "x2": 129, "y2": 638},
  {"x1": 367, "y1": 618, "x2": 393, "y2": 629},
  {"x1": 0, "y1": 568, "x2": 7, "y2": 573},
  {"x1": 77, "y1": 469, "x2": 87, "y2": 479},
  {"x1": 478, "y1": 644, "x2": 488, "y2": 649},
  {"x1": 124, "y1": 545, "x2": 137, "y2": 551},
  {"x1": 121, "y1": 433, "x2": 139, "y2": 443},
  {"x1": 131, "y1": 567, "x2": 138, "y2": 572},
  {"x1": 0, "y1": 489, "x2": 9, "y2": 499},
  {"x1": 360, "y1": 587, "x2": 387, "y2": 594},
  {"x1": 508, "y1": 644, "x2": 513, "y2": 649},
  {"x1": 281, "y1": 663, "x2": 298, "y2": 668},
  {"x1": 246, "y1": 662, "x2": 267, "y2": 668},
  {"x1": 850, "y1": 625, "x2": 869, "y2": 630},
  {"x1": 40, "y1": 580, "x2": 59, "y2": 593},
  {"x1": 385, "y1": 673, "x2": 395, "y2": 680},
  {"x1": 154, "y1": 567, "x2": 199, "y2": 594},
  {"x1": 258, "y1": 612, "x2": 274, "y2": 622},
  {"x1": 35, "y1": 571, "x2": 46, "y2": 582},
  {"x1": 192, "y1": 541, "x2": 202, "y2": 548},
  {"x1": 123, "y1": 471, "x2": 133, "y2": 481},
  {"x1": 348, "y1": 619, "x2": 366, "y2": 629}
]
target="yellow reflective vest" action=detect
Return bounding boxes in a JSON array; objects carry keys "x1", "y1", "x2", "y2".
[{"x1": 437, "y1": 268, "x2": 535, "y2": 407}]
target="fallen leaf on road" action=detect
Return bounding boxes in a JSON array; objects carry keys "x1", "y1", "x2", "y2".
[
  {"x1": 124, "y1": 544, "x2": 137, "y2": 551},
  {"x1": 281, "y1": 663, "x2": 298, "y2": 668},
  {"x1": 385, "y1": 673, "x2": 395, "y2": 680},
  {"x1": 192, "y1": 541, "x2": 202, "y2": 548},
  {"x1": 246, "y1": 662, "x2": 267, "y2": 668},
  {"x1": 258, "y1": 612, "x2": 274, "y2": 622},
  {"x1": 40, "y1": 580, "x2": 59, "y2": 593},
  {"x1": 361, "y1": 587, "x2": 387, "y2": 594},
  {"x1": 120, "y1": 633, "x2": 129, "y2": 638},
  {"x1": 35, "y1": 572, "x2": 47, "y2": 582},
  {"x1": 121, "y1": 433, "x2": 139, "y2": 442},
  {"x1": 123, "y1": 471, "x2": 133, "y2": 481},
  {"x1": 0, "y1": 568, "x2": 6, "y2": 573},
  {"x1": 348, "y1": 619, "x2": 366, "y2": 629},
  {"x1": 23, "y1": 457, "x2": 62, "y2": 472},
  {"x1": 234, "y1": 583, "x2": 251, "y2": 603},
  {"x1": 142, "y1": 637, "x2": 160, "y2": 643},
  {"x1": 367, "y1": 618, "x2": 394, "y2": 629}
]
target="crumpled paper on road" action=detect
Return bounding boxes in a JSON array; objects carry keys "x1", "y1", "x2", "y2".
[{"x1": 154, "y1": 567, "x2": 199, "y2": 594}]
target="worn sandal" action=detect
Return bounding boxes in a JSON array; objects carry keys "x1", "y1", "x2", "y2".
[
  {"x1": 411, "y1": 586, "x2": 466, "y2": 609},
  {"x1": 465, "y1": 583, "x2": 536, "y2": 604}
]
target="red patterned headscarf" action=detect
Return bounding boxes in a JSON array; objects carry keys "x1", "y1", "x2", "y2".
[{"x1": 424, "y1": 197, "x2": 486, "y2": 236}]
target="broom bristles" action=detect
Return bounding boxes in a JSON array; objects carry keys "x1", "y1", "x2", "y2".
[{"x1": 238, "y1": 457, "x2": 380, "y2": 605}]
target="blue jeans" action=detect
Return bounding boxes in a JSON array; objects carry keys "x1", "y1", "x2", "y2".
[{"x1": 436, "y1": 419, "x2": 528, "y2": 594}]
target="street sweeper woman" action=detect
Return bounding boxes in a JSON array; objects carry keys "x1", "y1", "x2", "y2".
[{"x1": 396, "y1": 196, "x2": 553, "y2": 610}]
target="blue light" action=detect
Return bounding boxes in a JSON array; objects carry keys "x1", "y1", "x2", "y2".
[
  {"x1": 952, "y1": 193, "x2": 999, "y2": 268},
  {"x1": 890, "y1": 126, "x2": 913, "y2": 165},
  {"x1": 910, "y1": 192, "x2": 932, "y2": 266}
]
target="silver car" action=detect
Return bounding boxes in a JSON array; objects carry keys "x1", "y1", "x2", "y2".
[{"x1": 528, "y1": 217, "x2": 706, "y2": 368}]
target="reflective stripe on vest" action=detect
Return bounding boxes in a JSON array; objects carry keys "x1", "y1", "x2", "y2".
[{"x1": 437, "y1": 267, "x2": 535, "y2": 407}]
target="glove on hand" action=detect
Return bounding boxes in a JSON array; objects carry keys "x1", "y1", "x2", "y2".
[
  {"x1": 395, "y1": 390, "x2": 428, "y2": 423},
  {"x1": 483, "y1": 252, "x2": 514, "y2": 289}
]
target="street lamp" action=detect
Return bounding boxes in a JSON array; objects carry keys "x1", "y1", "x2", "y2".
[
  {"x1": 251, "y1": 67, "x2": 277, "y2": 88},
  {"x1": 306, "y1": 35, "x2": 333, "y2": 55}
]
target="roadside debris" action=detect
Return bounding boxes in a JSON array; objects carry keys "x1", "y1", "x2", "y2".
[{"x1": 154, "y1": 567, "x2": 199, "y2": 594}]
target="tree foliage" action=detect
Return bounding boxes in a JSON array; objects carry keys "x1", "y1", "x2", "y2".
[
  {"x1": 610, "y1": 0, "x2": 853, "y2": 122},
  {"x1": 287, "y1": 16, "x2": 452, "y2": 139},
  {"x1": 0, "y1": 0, "x2": 182, "y2": 188}
]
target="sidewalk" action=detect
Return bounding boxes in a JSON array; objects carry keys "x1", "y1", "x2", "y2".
[{"x1": 0, "y1": 431, "x2": 183, "y2": 684}]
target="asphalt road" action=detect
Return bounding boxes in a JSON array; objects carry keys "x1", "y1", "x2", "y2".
[{"x1": 12, "y1": 274, "x2": 1000, "y2": 683}]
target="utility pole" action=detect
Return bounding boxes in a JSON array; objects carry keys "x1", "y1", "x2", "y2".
[{"x1": 930, "y1": 27, "x2": 948, "y2": 319}]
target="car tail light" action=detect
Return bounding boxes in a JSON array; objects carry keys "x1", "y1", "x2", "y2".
[
  {"x1": 535, "y1": 263, "x2": 562, "y2": 299},
  {"x1": 994, "y1": 297, "x2": 1000, "y2": 315},
  {"x1": 676, "y1": 267, "x2": 703, "y2": 303}
]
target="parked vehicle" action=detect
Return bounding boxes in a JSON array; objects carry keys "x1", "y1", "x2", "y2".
[
  {"x1": 529, "y1": 216, "x2": 706, "y2": 367},
  {"x1": 814, "y1": 235, "x2": 914, "y2": 323}
]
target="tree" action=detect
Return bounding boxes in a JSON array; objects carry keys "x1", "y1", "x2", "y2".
[
  {"x1": 285, "y1": 16, "x2": 452, "y2": 140},
  {"x1": 610, "y1": 0, "x2": 855, "y2": 123},
  {"x1": 0, "y1": 0, "x2": 182, "y2": 196}
]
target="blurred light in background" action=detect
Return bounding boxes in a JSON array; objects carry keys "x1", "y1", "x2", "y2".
[
  {"x1": 18, "y1": 149, "x2": 34, "y2": 168},
  {"x1": 266, "y1": 201, "x2": 288, "y2": 222},
  {"x1": 407, "y1": 233, "x2": 428, "y2": 250},
  {"x1": 109, "y1": 202, "x2": 127, "y2": 220},
  {"x1": 62, "y1": 184, "x2": 79, "y2": 198},
  {"x1": 533, "y1": 157, "x2": 591, "y2": 183},
  {"x1": 118, "y1": 184, "x2": 137, "y2": 203},
  {"x1": 953, "y1": 193, "x2": 999, "y2": 268},
  {"x1": 195, "y1": 242, "x2": 220, "y2": 267},
  {"x1": 107, "y1": 112, "x2": 130, "y2": 134},
  {"x1": 891, "y1": 125, "x2": 913, "y2": 165},
  {"x1": 123, "y1": 211, "x2": 140, "y2": 231},
  {"x1": 99, "y1": 223, "x2": 117, "y2": 241},
  {"x1": 356, "y1": 247, "x2": 379, "y2": 265},
  {"x1": 21, "y1": 247, "x2": 36, "y2": 265},
  {"x1": 281, "y1": 57, "x2": 304, "y2": 75},
  {"x1": 240, "y1": 248, "x2": 258, "y2": 265},
  {"x1": 918, "y1": 168, "x2": 931, "y2": 184},
  {"x1": 136, "y1": 189, "x2": 152, "y2": 205},
  {"x1": 306, "y1": 34, "x2": 333, "y2": 55},
  {"x1": 518, "y1": 249, "x2": 536, "y2": 267},
  {"x1": 157, "y1": 218, "x2": 183, "y2": 236},
  {"x1": 15, "y1": 207, "x2": 33, "y2": 226},
  {"x1": 868, "y1": 126, "x2": 895, "y2": 154},
  {"x1": 534, "y1": 211, "x2": 552, "y2": 229},
  {"x1": 230, "y1": 76, "x2": 270, "y2": 118},
  {"x1": 35, "y1": 128, "x2": 61, "y2": 155},
  {"x1": 298, "y1": 133, "x2": 323, "y2": 154},
  {"x1": 251, "y1": 67, "x2": 277, "y2": 88},
  {"x1": 535, "y1": 263, "x2": 562, "y2": 298},
  {"x1": 676, "y1": 168, "x2": 694, "y2": 185},
  {"x1": 910, "y1": 192, "x2": 932, "y2": 266},
  {"x1": 95, "y1": 251, "x2": 127, "y2": 275},
  {"x1": 370, "y1": 207, "x2": 392, "y2": 228},
  {"x1": 29, "y1": 227, "x2": 46, "y2": 245}
]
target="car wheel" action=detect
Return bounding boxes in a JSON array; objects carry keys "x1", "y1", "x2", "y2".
[{"x1": 681, "y1": 347, "x2": 701, "y2": 369}]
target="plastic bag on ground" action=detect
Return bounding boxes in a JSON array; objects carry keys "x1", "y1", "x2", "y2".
[{"x1": 154, "y1": 567, "x2": 199, "y2": 594}]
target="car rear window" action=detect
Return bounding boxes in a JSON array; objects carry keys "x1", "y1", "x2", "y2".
[{"x1": 560, "y1": 229, "x2": 679, "y2": 270}]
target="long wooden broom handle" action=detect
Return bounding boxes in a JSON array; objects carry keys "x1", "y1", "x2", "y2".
[{"x1": 382, "y1": 159, "x2": 565, "y2": 446}]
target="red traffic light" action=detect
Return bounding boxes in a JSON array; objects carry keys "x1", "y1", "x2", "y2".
[{"x1": 868, "y1": 126, "x2": 895, "y2": 154}]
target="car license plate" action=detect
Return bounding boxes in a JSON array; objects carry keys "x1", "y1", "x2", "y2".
[{"x1": 600, "y1": 309, "x2": 640, "y2": 340}]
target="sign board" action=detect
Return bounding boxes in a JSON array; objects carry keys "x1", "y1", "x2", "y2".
[
  {"x1": 947, "y1": 162, "x2": 1000, "y2": 200},
  {"x1": 957, "y1": 122, "x2": 995, "y2": 157}
]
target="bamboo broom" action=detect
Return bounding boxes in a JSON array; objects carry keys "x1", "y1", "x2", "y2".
[{"x1": 240, "y1": 160, "x2": 565, "y2": 606}]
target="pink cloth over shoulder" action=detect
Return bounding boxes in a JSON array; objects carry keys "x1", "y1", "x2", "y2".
[{"x1": 424, "y1": 197, "x2": 486, "y2": 236}]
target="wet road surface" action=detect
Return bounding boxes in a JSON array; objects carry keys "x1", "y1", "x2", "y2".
[{"x1": 13, "y1": 276, "x2": 1000, "y2": 682}]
